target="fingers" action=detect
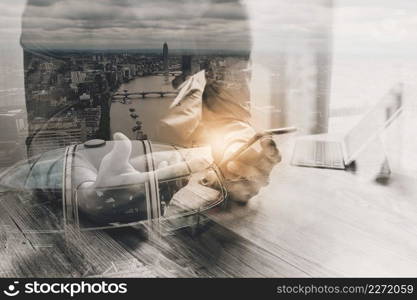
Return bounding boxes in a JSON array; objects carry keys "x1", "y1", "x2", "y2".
[
  {"x1": 96, "y1": 159, "x2": 192, "y2": 188},
  {"x1": 187, "y1": 156, "x2": 211, "y2": 173},
  {"x1": 130, "y1": 150, "x2": 182, "y2": 171},
  {"x1": 199, "y1": 161, "x2": 261, "y2": 203},
  {"x1": 95, "y1": 132, "x2": 136, "y2": 188},
  {"x1": 200, "y1": 169, "x2": 221, "y2": 189},
  {"x1": 226, "y1": 180, "x2": 261, "y2": 204},
  {"x1": 218, "y1": 137, "x2": 281, "y2": 204},
  {"x1": 251, "y1": 139, "x2": 281, "y2": 175},
  {"x1": 154, "y1": 157, "x2": 209, "y2": 181},
  {"x1": 111, "y1": 132, "x2": 132, "y2": 166},
  {"x1": 260, "y1": 137, "x2": 281, "y2": 164},
  {"x1": 96, "y1": 132, "x2": 209, "y2": 189},
  {"x1": 223, "y1": 142, "x2": 259, "y2": 164},
  {"x1": 227, "y1": 161, "x2": 269, "y2": 187},
  {"x1": 223, "y1": 137, "x2": 280, "y2": 167},
  {"x1": 158, "y1": 160, "x2": 169, "y2": 169},
  {"x1": 228, "y1": 138, "x2": 280, "y2": 175}
]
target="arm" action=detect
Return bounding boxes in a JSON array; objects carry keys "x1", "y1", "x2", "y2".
[
  {"x1": 202, "y1": 58, "x2": 254, "y2": 162},
  {"x1": 202, "y1": 59, "x2": 281, "y2": 203}
]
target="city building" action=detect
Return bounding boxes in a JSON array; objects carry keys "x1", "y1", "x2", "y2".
[
  {"x1": 0, "y1": 109, "x2": 27, "y2": 167},
  {"x1": 79, "y1": 92, "x2": 91, "y2": 106},
  {"x1": 27, "y1": 116, "x2": 86, "y2": 157},
  {"x1": 163, "y1": 42, "x2": 169, "y2": 72},
  {"x1": 181, "y1": 55, "x2": 200, "y2": 76},
  {"x1": 83, "y1": 106, "x2": 101, "y2": 139}
]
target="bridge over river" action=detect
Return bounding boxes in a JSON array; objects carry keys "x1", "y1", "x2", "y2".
[{"x1": 112, "y1": 90, "x2": 178, "y2": 101}]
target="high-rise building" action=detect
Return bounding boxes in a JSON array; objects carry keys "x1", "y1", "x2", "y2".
[
  {"x1": 27, "y1": 116, "x2": 86, "y2": 157},
  {"x1": 181, "y1": 55, "x2": 192, "y2": 76},
  {"x1": 181, "y1": 55, "x2": 200, "y2": 76},
  {"x1": 83, "y1": 106, "x2": 101, "y2": 139},
  {"x1": 0, "y1": 110, "x2": 27, "y2": 167},
  {"x1": 162, "y1": 42, "x2": 169, "y2": 72}
]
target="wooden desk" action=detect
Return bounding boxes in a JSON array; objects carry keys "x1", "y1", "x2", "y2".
[
  {"x1": 208, "y1": 109, "x2": 417, "y2": 277},
  {"x1": 1, "y1": 110, "x2": 416, "y2": 277}
]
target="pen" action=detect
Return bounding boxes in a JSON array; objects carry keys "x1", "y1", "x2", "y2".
[{"x1": 200, "y1": 127, "x2": 297, "y2": 186}]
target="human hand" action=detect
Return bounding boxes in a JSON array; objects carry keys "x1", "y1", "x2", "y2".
[
  {"x1": 203, "y1": 136, "x2": 281, "y2": 203},
  {"x1": 95, "y1": 133, "x2": 210, "y2": 188},
  {"x1": 76, "y1": 133, "x2": 211, "y2": 219}
]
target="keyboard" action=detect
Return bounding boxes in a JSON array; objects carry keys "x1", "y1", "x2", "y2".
[{"x1": 291, "y1": 139, "x2": 345, "y2": 169}]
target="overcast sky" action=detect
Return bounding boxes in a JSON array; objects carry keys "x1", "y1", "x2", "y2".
[
  {"x1": 19, "y1": 0, "x2": 252, "y2": 51},
  {"x1": 0, "y1": 0, "x2": 417, "y2": 56}
]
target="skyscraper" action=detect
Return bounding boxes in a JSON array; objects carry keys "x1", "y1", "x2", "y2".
[{"x1": 162, "y1": 42, "x2": 168, "y2": 72}]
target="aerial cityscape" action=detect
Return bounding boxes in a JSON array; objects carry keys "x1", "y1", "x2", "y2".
[{"x1": 0, "y1": 42, "x2": 250, "y2": 167}]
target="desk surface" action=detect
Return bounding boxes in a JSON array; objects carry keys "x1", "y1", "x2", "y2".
[{"x1": 1, "y1": 110, "x2": 417, "y2": 277}]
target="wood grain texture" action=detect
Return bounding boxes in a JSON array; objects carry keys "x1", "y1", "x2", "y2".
[{"x1": 0, "y1": 110, "x2": 416, "y2": 277}]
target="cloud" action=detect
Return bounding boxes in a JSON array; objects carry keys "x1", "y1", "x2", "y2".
[
  {"x1": 19, "y1": 0, "x2": 251, "y2": 51},
  {"x1": 28, "y1": 0, "x2": 61, "y2": 7},
  {"x1": 2, "y1": 0, "x2": 417, "y2": 57}
]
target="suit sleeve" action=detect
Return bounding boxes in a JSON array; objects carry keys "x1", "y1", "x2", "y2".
[{"x1": 202, "y1": 57, "x2": 256, "y2": 163}]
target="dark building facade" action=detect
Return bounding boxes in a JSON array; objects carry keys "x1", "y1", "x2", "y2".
[{"x1": 163, "y1": 42, "x2": 169, "y2": 72}]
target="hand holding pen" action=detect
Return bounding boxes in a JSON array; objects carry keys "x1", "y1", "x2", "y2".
[{"x1": 201, "y1": 127, "x2": 297, "y2": 203}]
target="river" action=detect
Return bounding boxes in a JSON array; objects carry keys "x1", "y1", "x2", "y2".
[{"x1": 110, "y1": 75, "x2": 177, "y2": 143}]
